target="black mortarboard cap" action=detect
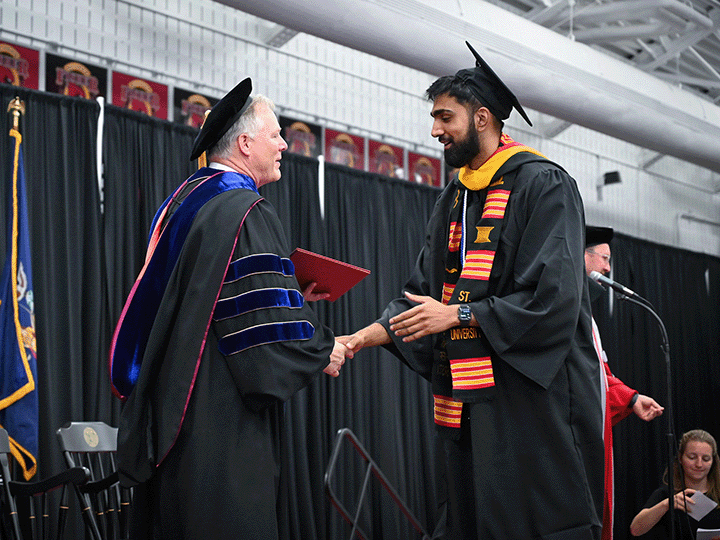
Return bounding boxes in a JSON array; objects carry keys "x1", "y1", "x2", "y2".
[
  {"x1": 458, "y1": 41, "x2": 532, "y2": 127},
  {"x1": 586, "y1": 226, "x2": 614, "y2": 247},
  {"x1": 189, "y1": 77, "x2": 253, "y2": 161}
]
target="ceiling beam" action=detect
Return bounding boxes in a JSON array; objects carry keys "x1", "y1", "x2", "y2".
[
  {"x1": 688, "y1": 45, "x2": 720, "y2": 81},
  {"x1": 654, "y1": 71, "x2": 720, "y2": 88},
  {"x1": 639, "y1": 27, "x2": 716, "y2": 71},
  {"x1": 574, "y1": 22, "x2": 670, "y2": 43},
  {"x1": 639, "y1": 149, "x2": 664, "y2": 169},
  {"x1": 571, "y1": 0, "x2": 713, "y2": 28},
  {"x1": 527, "y1": 0, "x2": 568, "y2": 26},
  {"x1": 225, "y1": 0, "x2": 720, "y2": 174}
]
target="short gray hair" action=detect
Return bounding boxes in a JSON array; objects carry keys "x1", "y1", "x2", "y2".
[{"x1": 209, "y1": 94, "x2": 276, "y2": 160}]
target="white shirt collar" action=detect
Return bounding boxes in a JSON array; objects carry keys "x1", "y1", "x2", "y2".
[{"x1": 208, "y1": 161, "x2": 238, "y2": 173}]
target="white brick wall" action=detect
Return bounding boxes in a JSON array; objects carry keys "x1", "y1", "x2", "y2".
[{"x1": 2, "y1": 0, "x2": 719, "y2": 255}]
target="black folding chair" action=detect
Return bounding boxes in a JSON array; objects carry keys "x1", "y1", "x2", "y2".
[
  {"x1": 324, "y1": 427, "x2": 431, "y2": 540},
  {"x1": 55, "y1": 422, "x2": 130, "y2": 540},
  {"x1": 0, "y1": 427, "x2": 89, "y2": 540}
]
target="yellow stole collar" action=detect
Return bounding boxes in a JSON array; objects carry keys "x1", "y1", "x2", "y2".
[{"x1": 458, "y1": 134, "x2": 547, "y2": 191}]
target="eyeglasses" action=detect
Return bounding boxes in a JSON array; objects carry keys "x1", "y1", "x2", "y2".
[{"x1": 585, "y1": 248, "x2": 611, "y2": 264}]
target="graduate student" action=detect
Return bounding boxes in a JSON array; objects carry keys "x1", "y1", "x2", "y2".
[{"x1": 341, "y1": 42, "x2": 604, "y2": 539}]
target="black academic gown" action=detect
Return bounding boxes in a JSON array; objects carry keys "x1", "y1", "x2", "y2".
[
  {"x1": 116, "y1": 171, "x2": 334, "y2": 540},
  {"x1": 378, "y1": 158, "x2": 604, "y2": 540}
]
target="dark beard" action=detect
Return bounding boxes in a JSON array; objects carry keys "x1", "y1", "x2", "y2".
[{"x1": 443, "y1": 124, "x2": 480, "y2": 168}]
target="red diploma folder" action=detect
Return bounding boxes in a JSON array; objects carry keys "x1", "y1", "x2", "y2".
[{"x1": 290, "y1": 248, "x2": 370, "y2": 302}]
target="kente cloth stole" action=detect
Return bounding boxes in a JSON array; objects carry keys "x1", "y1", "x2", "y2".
[
  {"x1": 109, "y1": 170, "x2": 259, "y2": 399},
  {"x1": 433, "y1": 134, "x2": 546, "y2": 435}
]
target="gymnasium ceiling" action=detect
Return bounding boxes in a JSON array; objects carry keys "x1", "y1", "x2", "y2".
[
  {"x1": 483, "y1": 0, "x2": 720, "y2": 105},
  {"x1": 225, "y1": 0, "x2": 720, "y2": 177}
]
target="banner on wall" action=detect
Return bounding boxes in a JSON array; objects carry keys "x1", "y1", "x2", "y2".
[
  {"x1": 173, "y1": 87, "x2": 218, "y2": 128},
  {"x1": 112, "y1": 71, "x2": 168, "y2": 119},
  {"x1": 325, "y1": 128, "x2": 364, "y2": 170},
  {"x1": 408, "y1": 152, "x2": 442, "y2": 187},
  {"x1": 0, "y1": 42, "x2": 39, "y2": 89},
  {"x1": 45, "y1": 53, "x2": 106, "y2": 100},
  {"x1": 368, "y1": 140, "x2": 404, "y2": 179},
  {"x1": 280, "y1": 116, "x2": 321, "y2": 158}
]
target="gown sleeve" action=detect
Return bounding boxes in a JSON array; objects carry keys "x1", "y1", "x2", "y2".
[
  {"x1": 605, "y1": 362, "x2": 637, "y2": 425},
  {"x1": 376, "y1": 188, "x2": 452, "y2": 381},
  {"x1": 211, "y1": 197, "x2": 335, "y2": 409},
  {"x1": 472, "y1": 164, "x2": 588, "y2": 389}
]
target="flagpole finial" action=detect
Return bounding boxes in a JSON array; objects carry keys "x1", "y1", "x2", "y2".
[
  {"x1": 8, "y1": 97, "x2": 25, "y2": 130},
  {"x1": 197, "y1": 109, "x2": 211, "y2": 169}
]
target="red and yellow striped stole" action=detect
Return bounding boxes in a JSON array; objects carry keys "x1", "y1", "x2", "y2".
[
  {"x1": 449, "y1": 356, "x2": 494, "y2": 389},
  {"x1": 433, "y1": 135, "x2": 547, "y2": 430},
  {"x1": 448, "y1": 221, "x2": 462, "y2": 252},
  {"x1": 460, "y1": 250, "x2": 494, "y2": 281},
  {"x1": 434, "y1": 395, "x2": 463, "y2": 428},
  {"x1": 482, "y1": 189, "x2": 510, "y2": 219}
]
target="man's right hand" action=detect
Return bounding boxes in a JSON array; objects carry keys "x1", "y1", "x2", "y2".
[
  {"x1": 633, "y1": 394, "x2": 664, "y2": 421},
  {"x1": 323, "y1": 340, "x2": 347, "y2": 377},
  {"x1": 337, "y1": 322, "x2": 391, "y2": 358},
  {"x1": 336, "y1": 334, "x2": 364, "y2": 359}
]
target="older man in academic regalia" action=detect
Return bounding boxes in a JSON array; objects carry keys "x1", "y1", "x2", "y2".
[{"x1": 109, "y1": 78, "x2": 346, "y2": 539}]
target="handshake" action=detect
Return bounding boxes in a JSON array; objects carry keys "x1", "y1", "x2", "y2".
[
  {"x1": 322, "y1": 332, "x2": 370, "y2": 378},
  {"x1": 322, "y1": 291, "x2": 464, "y2": 378}
]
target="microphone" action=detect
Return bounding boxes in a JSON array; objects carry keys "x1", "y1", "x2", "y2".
[{"x1": 589, "y1": 271, "x2": 640, "y2": 300}]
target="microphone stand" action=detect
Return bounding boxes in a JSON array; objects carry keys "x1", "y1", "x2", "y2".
[{"x1": 616, "y1": 291, "x2": 676, "y2": 540}]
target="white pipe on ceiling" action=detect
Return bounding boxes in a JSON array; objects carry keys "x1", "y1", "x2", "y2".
[{"x1": 220, "y1": 0, "x2": 720, "y2": 174}]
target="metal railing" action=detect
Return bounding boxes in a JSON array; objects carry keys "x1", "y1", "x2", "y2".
[{"x1": 324, "y1": 428, "x2": 431, "y2": 540}]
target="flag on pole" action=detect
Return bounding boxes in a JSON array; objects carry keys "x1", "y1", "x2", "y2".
[{"x1": 0, "y1": 97, "x2": 38, "y2": 480}]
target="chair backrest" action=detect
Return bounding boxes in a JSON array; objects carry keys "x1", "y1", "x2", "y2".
[
  {"x1": 55, "y1": 422, "x2": 129, "y2": 540},
  {"x1": 56, "y1": 423, "x2": 118, "y2": 455},
  {"x1": 0, "y1": 427, "x2": 88, "y2": 540},
  {"x1": 0, "y1": 428, "x2": 23, "y2": 540}
]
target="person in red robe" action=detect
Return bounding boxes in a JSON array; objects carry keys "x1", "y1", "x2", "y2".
[{"x1": 585, "y1": 225, "x2": 664, "y2": 540}]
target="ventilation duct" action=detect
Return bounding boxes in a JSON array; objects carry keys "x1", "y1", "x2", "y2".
[{"x1": 220, "y1": 0, "x2": 720, "y2": 174}]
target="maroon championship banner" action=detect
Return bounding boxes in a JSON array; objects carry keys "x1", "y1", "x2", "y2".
[
  {"x1": 45, "y1": 53, "x2": 106, "y2": 99},
  {"x1": 408, "y1": 152, "x2": 442, "y2": 187},
  {"x1": 325, "y1": 128, "x2": 364, "y2": 170},
  {"x1": 112, "y1": 71, "x2": 168, "y2": 119},
  {"x1": 280, "y1": 116, "x2": 321, "y2": 158},
  {"x1": 368, "y1": 140, "x2": 404, "y2": 179},
  {"x1": 173, "y1": 87, "x2": 218, "y2": 128},
  {"x1": 0, "y1": 42, "x2": 39, "y2": 89}
]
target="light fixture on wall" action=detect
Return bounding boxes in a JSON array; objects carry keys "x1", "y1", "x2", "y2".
[{"x1": 597, "y1": 170, "x2": 621, "y2": 201}]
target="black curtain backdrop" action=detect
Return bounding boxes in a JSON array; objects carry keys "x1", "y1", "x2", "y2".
[
  {"x1": 319, "y1": 164, "x2": 441, "y2": 538},
  {"x1": 1, "y1": 85, "x2": 719, "y2": 539},
  {"x1": 102, "y1": 104, "x2": 198, "y2": 348}
]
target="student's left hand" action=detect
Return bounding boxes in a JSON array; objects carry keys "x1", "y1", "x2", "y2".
[{"x1": 389, "y1": 292, "x2": 462, "y2": 342}]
